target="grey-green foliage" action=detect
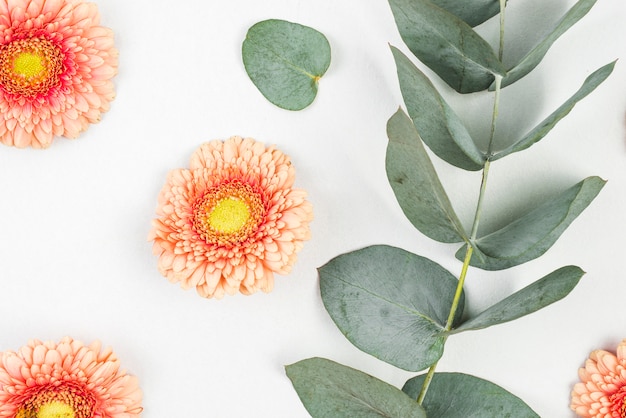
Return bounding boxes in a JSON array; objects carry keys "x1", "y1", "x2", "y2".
[
  {"x1": 242, "y1": 19, "x2": 331, "y2": 110},
  {"x1": 452, "y1": 266, "x2": 584, "y2": 333},
  {"x1": 456, "y1": 176, "x2": 606, "y2": 270},
  {"x1": 493, "y1": 61, "x2": 616, "y2": 160},
  {"x1": 391, "y1": 46, "x2": 485, "y2": 171},
  {"x1": 403, "y1": 373, "x2": 540, "y2": 417},
  {"x1": 288, "y1": 0, "x2": 613, "y2": 415},
  {"x1": 430, "y1": 0, "x2": 506, "y2": 27},
  {"x1": 388, "y1": 0, "x2": 506, "y2": 93},
  {"x1": 319, "y1": 245, "x2": 463, "y2": 372},
  {"x1": 386, "y1": 108, "x2": 468, "y2": 243},
  {"x1": 496, "y1": 0, "x2": 598, "y2": 89},
  {"x1": 286, "y1": 358, "x2": 427, "y2": 418}
]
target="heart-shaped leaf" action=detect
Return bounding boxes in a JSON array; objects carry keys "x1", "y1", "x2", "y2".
[
  {"x1": 388, "y1": 0, "x2": 506, "y2": 93},
  {"x1": 242, "y1": 19, "x2": 331, "y2": 110},
  {"x1": 452, "y1": 266, "x2": 584, "y2": 333},
  {"x1": 493, "y1": 61, "x2": 616, "y2": 160},
  {"x1": 286, "y1": 358, "x2": 427, "y2": 418},
  {"x1": 431, "y1": 0, "x2": 505, "y2": 27},
  {"x1": 391, "y1": 46, "x2": 485, "y2": 171},
  {"x1": 495, "y1": 0, "x2": 598, "y2": 89},
  {"x1": 456, "y1": 176, "x2": 605, "y2": 270},
  {"x1": 320, "y1": 245, "x2": 463, "y2": 372},
  {"x1": 403, "y1": 372, "x2": 540, "y2": 417},
  {"x1": 386, "y1": 108, "x2": 468, "y2": 243}
]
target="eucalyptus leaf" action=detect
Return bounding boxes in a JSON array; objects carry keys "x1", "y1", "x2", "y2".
[
  {"x1": 494, "y1": 0, "x2": 597, "y2": 89},
  {"x1": 403, "y1": 372, "x2": 540, "y2": 417},
  {"x1": 391, "y1": 46, "x2": 485, "y2": 171},
  {"x1": 388, "y1": 0, "x2": 506, "y2": 93},
  {"x1": 452, "y1": 266, "x2": 584, "y2": 333},
  {"x1": 493, "y1": 61, "x2": 616, "y2": 160},
  {"x1": 286, "y1": 358, "x2": 427, "y2": 418},
  {"x1": 319, "y1": 245, "x2": 463, "y2": 371},
  {"x1": 242, "y1": 19, "x2": 331, "y2": 110},
  {"x1": 386, "y1": 108, "x2": 468, "y2": 243},
  {"x1": 456, "y1": 176, "x2": 605, "y2": 270},
  {"x1": 431, "y1": 0, "x2": 505, "y2": 27}
]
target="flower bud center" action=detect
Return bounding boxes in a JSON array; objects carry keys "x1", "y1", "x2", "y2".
[{"x1": 0, "y1": 37, "x2": 64, "y2": 97}]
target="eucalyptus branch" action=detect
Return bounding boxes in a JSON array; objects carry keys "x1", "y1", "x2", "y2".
[{"x1": 416, "y1": 1, "x2": 508, "y2": 403}]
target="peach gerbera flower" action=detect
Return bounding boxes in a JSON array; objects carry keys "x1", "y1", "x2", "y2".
[
  {"x1": 150, "y1": 136, "x2": 313, "y2": 299},
  {"x1": 571, "y1": 339, "x2": 626, "y2": 417},
  {"x1": 0, "y1": 0, "x2": 118, "y2": 148},
  {"x1": 0, "y1": 337, "x2": 142, "y2": 417}
]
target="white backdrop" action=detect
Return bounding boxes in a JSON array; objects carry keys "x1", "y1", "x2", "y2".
[{"x1": 0, "y1": 0, "x2": 625, "y2": 416}]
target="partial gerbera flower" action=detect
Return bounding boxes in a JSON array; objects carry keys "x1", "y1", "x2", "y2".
[
  {"x1": 150, "y1": 136, "x2": 313, "y2": 299},
  {"x1": 0, "y1": 0, "x2": 118, "y2": 148},
  {"x1": 0, "y1": 337, "x2": 142, "y2": 417},
  {"x1": 571, "y1": 339, "x2": 626, "y2": 417}
]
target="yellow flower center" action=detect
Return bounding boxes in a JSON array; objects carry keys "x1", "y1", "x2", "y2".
[
  {"x1": 37, "y1": 401, "x2": 75, "y2": 418},
  {"x1": 13, "y1": 52, "x2": 45, "y2": 78},
  {"x1": 193, "y1": 181, "x2": 265, "y2": 246},
  {"x1": 16, "y1": 384, "x2": 94, "y2": 418},
  {"x1": 0, "y1": 37, "x2": 64, "y2": 97},
  {"x1": 209, "y1": 197, "x2": 251, "y2": 234}
]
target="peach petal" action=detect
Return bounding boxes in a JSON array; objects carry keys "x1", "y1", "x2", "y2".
[
  {"x1": 0, "y1": 0, "x2": 117, "y2": 148},
  {"x1": 151, "y1": 136, "x2": 312, "y2": 298},
  {"x1": 0, "y1": 337, "x2": 142, "y2": 416}
]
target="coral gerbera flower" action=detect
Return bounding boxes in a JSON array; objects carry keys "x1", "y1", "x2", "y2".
[
  {"x1": 150, "y1": 136, "x2": 313, "y2": 299},
  {"x1": 0, "y1": 337, "x2": 142, "y2": 417},
  {"x1": 0, "y1": 0, "x2": 118, "y2": 148},
  {"x1": 572, "y1": 339, "x2": 626, "y2": 417}
]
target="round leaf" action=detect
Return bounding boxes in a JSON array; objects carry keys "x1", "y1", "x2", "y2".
[
  {"x1": 286, "y1": 358, "x2": 427, "y2": 418},
  {"x1": 242, "y1": 19, "x2": 331, "y2": 110},
  {"x1": 319, "y1": 245, "x2": 464, "y2": 372},
  {"x1": 403, "y1": 372, "x2": 540, "y2": 417}
]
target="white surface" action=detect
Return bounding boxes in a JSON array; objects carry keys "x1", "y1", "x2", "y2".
[{"x1": 0, "y1": 0, "x2": 625, "y2": 416}]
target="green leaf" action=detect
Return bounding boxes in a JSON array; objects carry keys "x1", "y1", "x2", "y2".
[
  {"x1": 286, "y1": 358, "x2": 427, "y2": 418},
  {"x1": 431, "y1": 0, "x2": 505, "y2": 27},
  {"x1": 242, "y1": 19, "x2": 331, "y2": 110},
  {"x1": 386, "y1": 108, "x2": 468, "y2": 243},
  {"x1": 319, "y1": 245, "x2": 463, "y2": 372},
  {"x1": 493, "y1": 61, "x2": 616, "y2": 160},
  {"x1": 391, "y1": 46, "x2": 485, "y2": 171},
  {"x1": 452, "y1": 266, "x2": 584, "y2": 333},
  {"x1": 495, "y1": 0, "x2": 598, "y2": 89},
  {"x1": 388, "y1": 0, "x2": 506, "y2": 93},
  {"x1": 456, "y1": 176, "x2": 606, "y2": 270},
  {"x1": 403, "y1": 372, "x2": 540, "y2": 417}
]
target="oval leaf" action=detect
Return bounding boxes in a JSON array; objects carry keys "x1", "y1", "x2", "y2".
[
  {"x1": 391, "y1": 46, "x2": 485, "y2": 171},
  {"x1": 386, "y1": 108, "x2": 468, "y2": 243},
  {"x1": 452, "y1": 265, "x2": 584, "y2": 333},
  {"x1": 495, "y1": 0, "x2": 598, "y2": 89},
  {"x1": 431, "y1": 0, "x2": 505, "y2": 27},
  {"x1": 286, "y1": 358, "x2": 427, "y2": 418},
  {"x1": 319, "y1": 245, "x2": 464, "y2": 372},
  {"x1": 403, "y1": 372, "x2": 540, "y2": 417},
  {"x1": 388, "y1": 0, "x2": 506, "y2": 93},
  {"x1": 456, "y1": 176, "x2": 606, "y2": 270},
  {"x1": 493, "y1": 61, "x2": 616, "y2": 160},
  {"x1": 242, "y1": 19, "x2": 331, "y2": 110}
]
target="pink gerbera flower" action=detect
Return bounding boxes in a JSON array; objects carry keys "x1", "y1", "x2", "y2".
[
  {"x1": 572, "y1": 339, "x2": 626, "y2": 417},
  {"x1": 0, "y1": 337, "x2": 142, "y2": 417},
  {"x1": 150, "y1": 136, "x2": 313, "y2": 299},
  {"x1": 0, "y1": 0, "x2": 118, "y2": 148}
]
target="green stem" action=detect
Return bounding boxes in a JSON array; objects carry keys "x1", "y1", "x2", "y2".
[
  {"x1": 416, "y1": 158, "x2": 491, "y2": 404},
  {"x1": 416, "y1": 246, "x2": 473, "y2": 404},
  {"x1": 416, "y1": 3, "x2": 507, "y2": 405},
  {"x1": 498, "y1": 0, "x2": 507, "y2": 61}
]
